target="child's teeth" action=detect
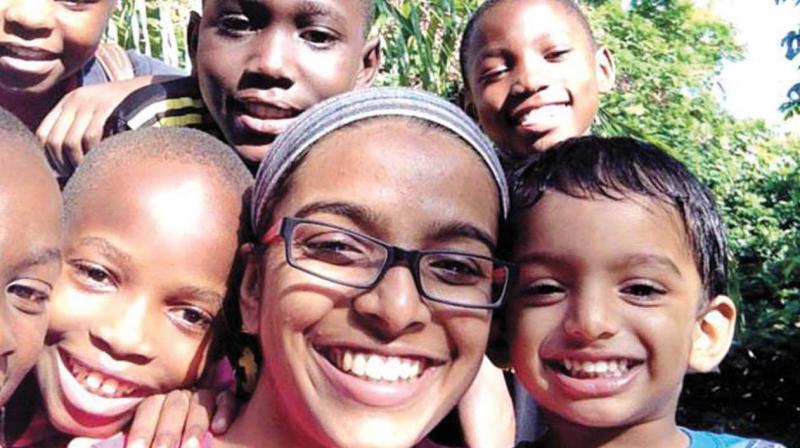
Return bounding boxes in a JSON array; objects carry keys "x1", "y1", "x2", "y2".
[
  {"x1": 332, "y1": 349, "x2": 424, "y2": 382},
  {"x1": 86, "y1": 373, "x2": 103, "y2": 390},
  {"x1": 66, "y1": 356, "x2": 138, "y2": 398},
  {"x1": 560, "y1": 358, "x2": 634, "y2": 378},
  {"x1": 101, "y1": 379, "x2": 118, "y2": 396}
]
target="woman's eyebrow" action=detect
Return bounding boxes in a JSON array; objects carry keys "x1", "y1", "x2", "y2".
[
  {"x1": 74, "y1": 236, "x2": 132, "y2": 270},
  {"x1": 426, "y1": 222, "x2": 496, "y2": 252},
  {"x1": 294, "y1": 201, "x2": 386, "y2": 232}
]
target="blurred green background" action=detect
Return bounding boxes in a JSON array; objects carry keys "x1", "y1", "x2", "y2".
[{"x1": 107, "y1": 0, "x2": 799, "y2": 444}]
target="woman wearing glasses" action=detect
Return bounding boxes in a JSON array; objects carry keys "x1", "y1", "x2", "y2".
[{"x1": 214, "y1": 88, "x2": 514, "y2": 448}]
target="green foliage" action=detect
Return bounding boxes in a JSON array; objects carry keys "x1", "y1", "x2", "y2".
[
  {"x1": 374, "y1": 0, "x2": 479, "y2": 98},
  {"x1": 105, "y1": 0, "x2": 193, "y2": 70}
]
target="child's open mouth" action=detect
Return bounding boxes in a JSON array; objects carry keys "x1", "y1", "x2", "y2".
[
  {"x1": 61, "y1": 351, "x2": 149, "y2": 399},
  {"x1": 546, "y1": 358, "x2": 644, "y2": 379}
]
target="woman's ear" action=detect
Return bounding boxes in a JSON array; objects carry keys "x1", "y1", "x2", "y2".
[
  {"x1": 688, "y1": 295, "x2": 737, "y2": 373},
  {"x1": 239, "y1": 243, "x2": 263, "y2": 335}
]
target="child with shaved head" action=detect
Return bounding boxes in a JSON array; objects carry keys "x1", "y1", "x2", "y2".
[
  {"x1": 0, "y1": 106, "x2": 62, "y2": 409},
  {"x1": 5, "y1": 127, "x2": 253, "y2": 448}
]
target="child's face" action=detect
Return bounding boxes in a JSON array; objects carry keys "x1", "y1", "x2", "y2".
[
  {"x1": 242, "y1": 120, "x2": 498, "y2": 447},
  {"x1": 193, "y1": 0, "x2": 379, "y2": 164},
  {"x1": 508, "y1": 192, "x2": 705, "y2": 429},
  {"x1": 463, "y1": 0, "x2": 614, "y2": 156},
  {"x1": 35, "y1": 161, "x2": 241, "y2": 437},
  {"x1": 0, "y1": 0, "x2": 115, "y2": 95},
  {"x1": 0, "y1": 143, "x2": 62, "y2": 407}
]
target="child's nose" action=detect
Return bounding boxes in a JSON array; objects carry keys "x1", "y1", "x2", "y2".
[
  {"x1": 3, "y1": 0, "x2": 57, "y2": 35},
  {"x1": 511, "y1": 54, "x2": 552, "y2": 96},
  {"x1": 89, "y1": 294, "x2": 157, "y2": 364},
  {"x1": 248, "y1": 28, "x2": 295, "y2": 87},
  {"x1": 562, "y1": 289, "x2": 619, "y2": 343}
]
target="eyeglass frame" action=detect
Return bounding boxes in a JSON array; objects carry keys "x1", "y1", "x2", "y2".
[{"x1": 260, "y1": 216, "x2": 516, "y2": 310}]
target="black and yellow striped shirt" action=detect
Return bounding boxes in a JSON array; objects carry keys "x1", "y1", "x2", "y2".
[{"x1": 105, "y1": 76, "x2": 222, "y2": 139}]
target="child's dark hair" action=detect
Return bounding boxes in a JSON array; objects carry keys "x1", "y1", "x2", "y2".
[
  {"x1": 508, "y1": 136, "x2": 728, "y2": 302},
  {"x1": 458, "y1": 0, "x2": 596, "y2": 89}
]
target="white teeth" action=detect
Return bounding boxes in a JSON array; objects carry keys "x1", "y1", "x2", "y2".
[
  {"x1": 100, "y1": 379, "x2": 118, "y2": 396},
  {"x1": 352, "y1": 353, "x2": 367, "y2": 376},
  {"x1": 86, "y1": 373, "x2": 103, "y2": 390},
  {"x1": 330, "y1": 348, "x2": 425, "y2": 383},
  {"x1": 518, "y1": 104, "x2": 569, "y2": 126},
  {"x1": 559, "y1": 358, "x2": 634, "y2": 378},
  {"x1": 365, "y1": 355, "x2": 383, "y2": 380},
  {"x1": 343, "y1": 350, "x2": 353, "y2": 372},
  {"x1": 66, "y1": 357, "x2": 138, "y2": 399}
]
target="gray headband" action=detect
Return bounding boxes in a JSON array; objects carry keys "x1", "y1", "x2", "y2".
[{"x1": 250, "y1": 87, "x2": 509, "y2": 236}]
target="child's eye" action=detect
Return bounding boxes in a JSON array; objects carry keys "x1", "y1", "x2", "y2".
[
  {"x1": 620, "y1": 281, "x2": 667, "y2": 303},
  {"x1": 71, "y1": 261, "x2": 118, "y2": 291},
  {"x1": 167, "y1": 306, "x2": 214, "y2": 333},
  {"x1": 478, "y1": 66, "x2": 508, "y2": 84},
  {"x1": 300, "y1": 28, "x2": 339, "y2": 48},
  {"x1": 6, "y1": 280, "x2": 51, "y2": 314},
  {"x1": 544, "y1": 49, "x2": 571, "y2": 62},
  {"x1": 516, "y1": 279, "x2": 566, "y2": 305},
  {"x1": 217, "y1": 14, "x2": 254, "y2": 35}
]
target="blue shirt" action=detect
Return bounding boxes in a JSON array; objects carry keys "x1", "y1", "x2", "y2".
[{"x1": 682, "y1": 428, "x2": 785, "y2": 448}]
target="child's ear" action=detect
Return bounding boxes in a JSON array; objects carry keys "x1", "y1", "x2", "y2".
[
  {"x1": 688, "y1": 295, "x2": 736, "y2": 373},
  {"x1": 594, "y1": 46, "x2": 616, "y2": 94},
  {"x1": 187, "y1": 11, "x2": 201, "y2": 74},
  {"x1": 459, "y1": 87, "x2": 479, "y2": 121},
  {"x1": 355, "y1": 38, "x2": 381, "y2": 88},
  {"x1": 239, "y1": 243, "x2": 263, "y2": 335}
]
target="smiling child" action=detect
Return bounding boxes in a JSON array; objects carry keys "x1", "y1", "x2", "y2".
[
  {"x1": 0, "y1": 0, "x2": 183, "y2": 177},
  {"x1": 4, "y1": 127, "x2": 252, "y2": 447},
  {"x1": 505, "y1": 136, "x2": 782, "y2": 447},
  {"x1": 459, "y1": 0, "x2": 614, "y2": 157},
  {"x1": 105, "y1": 0, "x2": 380, "y2": 170},
  {"x1": 0, "y1": 106, "x2": 62, "y2": 410}
]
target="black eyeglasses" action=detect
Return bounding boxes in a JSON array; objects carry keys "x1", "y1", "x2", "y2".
[{"x1": 262, "y1": 217, "x2": 515, "y2": 309}]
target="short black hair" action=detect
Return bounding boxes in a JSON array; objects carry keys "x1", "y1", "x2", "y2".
[
  {"x1": 0, "y1": 106, "x2": 49, "y2": 164},
  {"x1": 63, "y1": 127, "x2": 253, "y2": 222},
  {"x1": 459, "y1": 0, "x2": 596, "y2": 90},
  {"x1": 507, "y1": 136, "x2": 728, "y2": 302}
]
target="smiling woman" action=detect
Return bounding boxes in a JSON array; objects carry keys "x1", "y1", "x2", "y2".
[{"x1": 213, "y1": 87, "x2": 512, "y2": 448}]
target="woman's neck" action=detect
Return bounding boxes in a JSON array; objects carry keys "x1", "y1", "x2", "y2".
[{"x1": 216, "y1": 380, "x2": 325, "y2": 448}]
